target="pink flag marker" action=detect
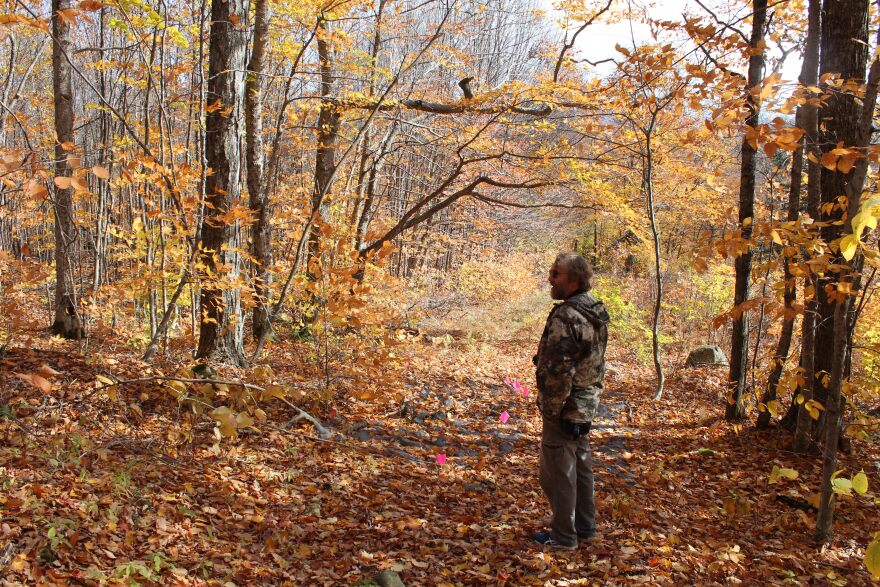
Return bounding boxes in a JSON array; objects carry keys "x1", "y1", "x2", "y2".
[
  {"x1": 513, "y1": 379, "x2": 521, "y2": 393},
  {"x1": 499, "y1": 410, "x2": 510, "y2": 424},
  {"x1": 436, "y1": 453, "x2": 447, "y2": 464},
  {"x1": 504, "y1": 374, "x2": 511, "y2": 387},
  {"x1": 521, "y1": 386, "x2": 529, "y2": 398}
]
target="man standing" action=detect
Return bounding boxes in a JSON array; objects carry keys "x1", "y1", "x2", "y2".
[{"x1": 533, "y1": 252, "x2": 609, "y2": 549}]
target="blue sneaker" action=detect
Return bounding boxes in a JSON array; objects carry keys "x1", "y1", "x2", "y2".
[{"x1": 533, "y1": 531, "x2": 577, "y2": 550}]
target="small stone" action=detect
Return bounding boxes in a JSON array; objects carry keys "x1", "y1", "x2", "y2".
[{"x1": 375, "y1": 570, "x2": 405, "y2": 587}]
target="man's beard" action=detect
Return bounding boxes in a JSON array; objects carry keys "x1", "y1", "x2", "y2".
[{"x1": 550, "y1": 285, "x2": 565, "y2": 300}]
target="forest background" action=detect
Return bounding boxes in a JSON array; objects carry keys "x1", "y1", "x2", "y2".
[{"x1": 1, "y1": 0, "x2": 880, "y2": 583}]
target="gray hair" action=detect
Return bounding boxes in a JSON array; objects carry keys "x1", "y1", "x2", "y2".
[{"x1": 555, "y1": 252, "x2": 593, "y2": 291}]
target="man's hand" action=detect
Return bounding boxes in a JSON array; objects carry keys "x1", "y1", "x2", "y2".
[{"x1": 561, "y1": 420, "x2": 591, "y2": 439}]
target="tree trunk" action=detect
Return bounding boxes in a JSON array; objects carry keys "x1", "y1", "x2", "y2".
[
  {"x1": 307, "y1": 17, "x2": 340, "y2": 287},
  {"x1": 644, "y1": 128, "x2": 665, "y2": 401},
  {"x1": 758, "y1": 0, "x2": 820, "y2": 428},
  {"x1": 247, "y1": 0, "x2": 271, "y2": 340},
  {"x1": 50, "y1": 0, "x2": 84, "y2": 339},
  {"x1": 195, "y1": 0, "x2": 248, "y2": 365},
  {"x1": 727, "y1": 0, "x2": 768, "y2": 420},
  {"x1": 791, "y1": 0, "x2": 823, "y2": 451},
  {"x1": 811, "y1": 0, "x2": 870, "y2": 427},
  {"x1": 815, "y1": 0, "x2": 874, "y2": 542}
]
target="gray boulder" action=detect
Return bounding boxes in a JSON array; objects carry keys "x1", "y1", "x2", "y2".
[{"x1": 685, "y1": 345, "x2": 729, "y2": 367}]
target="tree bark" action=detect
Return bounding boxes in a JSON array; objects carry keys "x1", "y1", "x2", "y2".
[
  {"x1": 815, "y1": 0, "x2": 874, "y2": 542},
  {"x1": 247, "y1": 0, "x2": 271, "y2": 340},
  {"x1": 644, "y1": 123, "x2": 665, "y2": 401},
  {"x1": 811, "y1": 0, "x2": 871, "y2": 423},
  {"x1": 195, "y1": 0, "x2": 248, "y2": 365},
  {"x1": 758, "y1": 0, "x2": 820, "y2": 428},
  {"x1": 306, "y1": 16, "x2": 340, "y2": 287},
  {"x1": 727, "y1": 0, "x2": 768, "y2": 420},
  {"x1": 792, "y1": 0, "x2": 822, "y2": 451},
  {"x1": 50, "y1": 0, "x2": 84, "y2": 339}
]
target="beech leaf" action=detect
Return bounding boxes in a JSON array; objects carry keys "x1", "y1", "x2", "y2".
[
  {"x1": 867, "y1": 535, "x2": 880, "y2": 578},
  {"x1": 852, "y1": 471, "x2": 869, "y2": 495},
  {"x1": 15, "y1": 372, "x2": 52, "y2": 393}
]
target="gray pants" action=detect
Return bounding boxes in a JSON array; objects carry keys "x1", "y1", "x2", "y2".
[{"x1": 539, "y1": 419, "x2": 596, "y2": 547}]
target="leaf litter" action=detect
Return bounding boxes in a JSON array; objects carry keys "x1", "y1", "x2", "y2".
[{"x1": 0, "y1": 338, "x2": 878, "y2": 585}]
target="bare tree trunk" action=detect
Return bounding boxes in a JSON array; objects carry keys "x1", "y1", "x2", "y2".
[
  {"x1": 306, "y1": 16, "x2": 340, "y2": 288},
  {"x1": 247, "y1": 0, "x2": 271, "y2": 340},
  {"x1": 50, "y1": 0, "x2": 84, "y2": 339},
  {"x1": 644, "y1": 125, "x2": 665, "y2": 400},
  {"x1": 195, "y1": 0, "x2": 248, "y2": 365},
  {"x1": 815, "y1": 0, "x2": 874, "y2": 542},
  {"x1": 792, "y1": 0, "x2": 823, "y2": 451},
  {"x1": 758, "y1": 2, "x2": 819, "y2": 427},
  {"x1": 727, "y1": 0, "x2": 767, "y2": 420}
]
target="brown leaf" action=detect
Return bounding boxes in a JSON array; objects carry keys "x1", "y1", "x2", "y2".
[
  {"x1": 26, "y1": 180, "x2": 48, "y2": 199},
  {"x1": 15, "y1": 372, "x2": 53, "y2": 393},
  {"x1": 70, "y1": 177, "x2": 88, "y2": 192},
  {"x1": 36, "y1": 363, "x2": 62, "y2": 377}
]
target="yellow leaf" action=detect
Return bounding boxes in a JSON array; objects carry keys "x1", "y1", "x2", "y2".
[
  {"x1": 92, "y1": 165, "x2": 110, "y2": 179},
  {"x1": 767, "y1": 400, "x2": 781, "y2": 417},
  {"x1": 806, "y1": 399, "x2": 824, "y2": 419},
  {"x1": 165, "y1": 380, "x2": 187, "y2": 398},
  {"x1": 263, "y1": 384, "x2": 287, "y2": 401},
  {"x1": 770, "y1": 465, "x2": 799, "y2": 484},
  {"x1": 210, "y1": 406, "x2": 237, "y2": 437},
  {"x1": 236, "y1": 412, "x2": 255, "y2": 428},
  {"x1": 867, "y1": 535, "x2": 880, "y2": 578},
  {"x1": 54, "y1": 176, "x2": 71, "y2": 189},
  {"x1": 852, "y1": 471, "x2": 869, "y2": 495},
  {"x1": 252, "y1": 365, "x2": 274, "y2": 385},
  {"x1": 770, "y1": 230, "x2": 783, "y2": 245},
  {"x1": 840, "y1": 234, "x2": 859, "y2": 261}
]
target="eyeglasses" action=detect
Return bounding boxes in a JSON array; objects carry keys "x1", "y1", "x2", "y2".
[{"x1": 549, "y1": 269, "x2": 568, "y2": 278}]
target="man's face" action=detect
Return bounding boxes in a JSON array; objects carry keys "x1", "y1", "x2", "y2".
[{"x1": 548, "y1": 263, "x2": 578, "y2": 300}]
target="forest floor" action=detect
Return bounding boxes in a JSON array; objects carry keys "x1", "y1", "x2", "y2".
[{"x1": 0, "y1": 332, "x2": 879, "y2": 586}]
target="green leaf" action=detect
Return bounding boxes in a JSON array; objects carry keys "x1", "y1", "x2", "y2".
[
  {"x1": 852, "y1": 471, "x2": 869, "y2": 495},
  {"x1": 696, "y1": 448, "x2": 716, "y2": 456},
  {"x1": 832, "y1": 477, "x2": 853, "y2": 496},
  {"x1": 866, "y1": 534, "x2": 880, "y2": 578}
]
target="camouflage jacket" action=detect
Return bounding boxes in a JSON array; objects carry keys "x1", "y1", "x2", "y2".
[{"x1": 534, "y1": 291, "x2": 609, "y2": 423}]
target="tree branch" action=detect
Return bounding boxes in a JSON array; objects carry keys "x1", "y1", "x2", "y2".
[{"x1": 553, "y1": 0, "x2": 614, "y2": 82}]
